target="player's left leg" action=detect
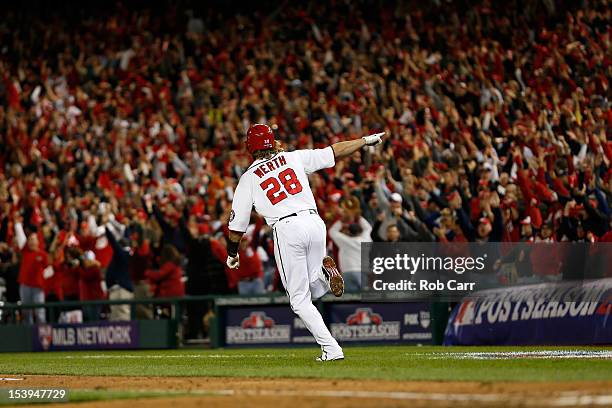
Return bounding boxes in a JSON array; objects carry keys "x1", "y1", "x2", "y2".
[{"x1": 306, "y1": 216, "x2": 344, "y2": 299}]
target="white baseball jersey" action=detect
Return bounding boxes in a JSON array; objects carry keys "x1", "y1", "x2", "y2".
[{"x1": 228, "y1": 147, "x2": 335, "y2": 231}]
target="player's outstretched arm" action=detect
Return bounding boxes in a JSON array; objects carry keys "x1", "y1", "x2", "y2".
[{"x1": 331, "y1": 132, "x2": 384, "y2": 159}]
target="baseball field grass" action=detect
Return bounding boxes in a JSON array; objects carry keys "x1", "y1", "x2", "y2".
[
  {"x1": 1, "y1": 346, "x2": 612, "y2": 381},
  {"x1": 1, "y1": 346, "x2": 611, "y2": 407}
]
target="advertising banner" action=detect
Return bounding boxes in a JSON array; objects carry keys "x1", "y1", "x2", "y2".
[
  {"x1": 224, "y1": 306, "x2": 314, "y2": 346},
  {"x1": 328, "y1": 303, "x2": 432, "y2": 344},
  {"x1": 223, "y1": 303, "x2": 432, "y2": 346},
  {"x1": 32, "y1": 321, "x2": 139, "y2": 351},
  {"x1": 444, "y1": 278, "x2": 612, "y2": 346}
]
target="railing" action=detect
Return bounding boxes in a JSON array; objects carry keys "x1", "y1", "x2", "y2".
[
  {"x1": 2, "y1": 295, "x2": 208, "y2": 321},
  {"x1": 0, "y1": 292, "x2": 363, "y2": 319}
]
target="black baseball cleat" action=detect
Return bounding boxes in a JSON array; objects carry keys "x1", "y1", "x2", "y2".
[
  {"x1": 316, "y1": 354, "x2": 345, "y2": 362},
  {"x1": 322, "y1": 256, "x2": 344, "y2": 297},
  {"x1": 316, "y1": 346, "x2": 344, "y2": 362}
]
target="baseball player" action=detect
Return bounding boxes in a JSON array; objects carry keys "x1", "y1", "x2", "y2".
[{"x1": 226, "y1": 124, "x2": 384, "y2": 361}]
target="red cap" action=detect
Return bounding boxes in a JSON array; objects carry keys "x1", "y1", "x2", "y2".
[
  {"x1": 446, "y1": 191, "x2": 460, "y2": 201},
  {"x1": 246, "y1": 124, "x2": 275, "y2": 154},
  {"x1": 501, "y1": 198, "x2": 517, "y2": 209},
  {"x1": 434, "y1": 162, "x2": 448, "y2": 171},
  {"x1": 479, "y1": 217, "x2": 492, "y2": 226}
]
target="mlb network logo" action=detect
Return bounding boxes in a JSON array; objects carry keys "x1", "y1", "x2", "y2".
[{"x1": 37, "y1": 324, "x2": 53, "y2": 351}]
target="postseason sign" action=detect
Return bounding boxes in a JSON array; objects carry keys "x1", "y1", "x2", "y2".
[
  {"x1": 32, "y1": 321, "x2": 138, "y2": 351},
  {"x1": 444, "y1": 278, "x2": 612, "y2": 346},
  {"x1": 224, "y1": 306, "x2": 312, "y2": 347},
  {"x1": 223, "y1": 304, "x2": 432, "y2": 347},
  {"x1": 328, "y1": 303, "x2": 432, "y2": 344},
  {"x1": 361, "y1": 242, "x2": 611, "y2": 302}
]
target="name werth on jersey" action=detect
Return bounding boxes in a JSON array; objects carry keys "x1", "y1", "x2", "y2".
[{"x1": 253, "y1": 155, "x2": 288, "y2": 178}]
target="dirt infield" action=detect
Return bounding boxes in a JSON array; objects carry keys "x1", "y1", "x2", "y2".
[{"x1": 3, "y1": 375, "x2": 612, "y2": 407}]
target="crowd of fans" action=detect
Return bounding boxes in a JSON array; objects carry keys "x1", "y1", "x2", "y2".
[{"x1": 0, "y1": 0, "x2": 610, "y2": 334}]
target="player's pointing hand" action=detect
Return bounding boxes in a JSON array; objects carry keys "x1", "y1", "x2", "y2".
[
  {"x1": 362, "y1": 132, "x2": 385, "y2": 146},
  {"x1": 331, "y1": 131, "x2": 385, "y2": 158}
]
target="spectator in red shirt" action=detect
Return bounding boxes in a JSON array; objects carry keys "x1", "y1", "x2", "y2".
[
  {"x1": 234, "y1": 235, "x2": 265, "y2": 295},
  {"x1": 61, "y1": 246, "x2": 83, "y2": 302},
  {"x1": 79, "y1": 251, "x2": 105, "y2": 322},
  {"x1": 0, "y1": 242, "x2": 19, "y2": 303},
  {"x1": 231, "y1": 222, "x2": 266, "y2": 295},
  {"x1": 128, "y1": 222, "x2": 154, "y2": 320},
  {"x1": 44, "y1": 233, "x2": 65, "y2": 303},
  {"x1": 15, "y1": 221, "x2": 48, "y2": 324},
  {"x1": 146, "y1": 245, "x2": 185, "y2": 298}
]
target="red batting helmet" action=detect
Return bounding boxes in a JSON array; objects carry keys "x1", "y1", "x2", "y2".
[{"x1": 246, "y1": 124, "x2": 274, "y2": 154}]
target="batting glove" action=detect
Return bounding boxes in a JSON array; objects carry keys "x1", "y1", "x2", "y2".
[
  {"x1": 362, "y1": 132, "x2": 385, "y2": 146},
  {"x1": 226, "y1": 254, "x2": 240, "y2": 269}
]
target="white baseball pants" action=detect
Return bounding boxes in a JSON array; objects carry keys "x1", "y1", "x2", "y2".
[{"x1": 273, "y1": 213, "x2": 342, "y2": 355}]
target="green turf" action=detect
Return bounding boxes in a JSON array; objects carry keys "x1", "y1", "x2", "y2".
[{"x1": 1, "y1": 346, "x2": 611, "y2": 383}]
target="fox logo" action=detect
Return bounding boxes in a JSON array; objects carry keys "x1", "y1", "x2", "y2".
[
  {"x1": 346, "y1": 308, "x2": 383, "y2": 325},
  {"x1": 241, "y1": 312, "x2": 275, "y2": 329}
]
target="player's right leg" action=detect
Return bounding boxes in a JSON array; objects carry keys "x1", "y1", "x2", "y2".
[
  {"x1": 304, "y1": 216, "x2": 344, "y2": 360},
  {"x1": 273, "y1": 219, "x2": 343, "y2": 360}
]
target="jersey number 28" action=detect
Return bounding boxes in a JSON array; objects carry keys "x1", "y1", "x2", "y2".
[{"x1": 260, "y1": 168, "x2": 303, "y2": 205}]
